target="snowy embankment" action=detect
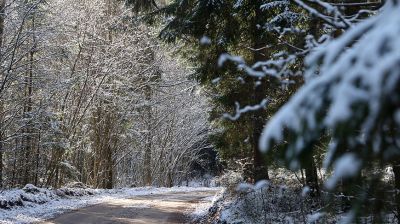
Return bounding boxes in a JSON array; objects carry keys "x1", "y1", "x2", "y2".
[{"x1": 0, "y1": 184, "x2": 220, "y2": 224}]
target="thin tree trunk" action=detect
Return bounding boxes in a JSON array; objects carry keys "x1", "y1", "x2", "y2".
[
  {"x1": 0, "y1": 0, "x2": 6, "y2": 188},
  {"x1": 105, "y1": 144, "x2": 113, "y2": 189},
  {"x1": 143, "y1": 84, "x2": 152, "y2": 186},
  {"x1": 34, "y1": 128, "x2": 41, "y2": 186},
  {"x1": 11, "y1": 139, "x2": 17, "y2": 187},
  {"x1": 22, "y1": 11, "x2": 35, "y2": 185}
]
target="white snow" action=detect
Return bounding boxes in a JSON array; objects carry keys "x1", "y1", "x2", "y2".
[
  {"x1": 211, "y1": 77, "x2": 221, "y2": 84},
  {"x1": 236, "y1": 183, "x2": 254, "y2": 192},
  {"x1": 254, "y1": 180, "x2": 269, "y2": 190},
  {"x1": 233, "y1": 0, "x2": 243, "y2": 9},
  {"x1": 200, "y1": 36, "x2": 211, "y2": 45},
  {"x1": 301, "y1": 186, "x2": 311, "y2": 197},
  {"x1": 339, "y1": 210, "x2": 356, "y2": 224},
  {"x1": 261, "y1": 1, "x2": 289, "y2": 11},
  {"x1": 307, "y1": 212, "x2": 326, "y2": 223},
  {"x1": 236, "y1": 180, "x2": 270, "y2": 193}
]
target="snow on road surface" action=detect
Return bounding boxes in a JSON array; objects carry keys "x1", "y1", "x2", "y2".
[{"x1": 0, "y1": 187, "x2": 221, "y2": 224}]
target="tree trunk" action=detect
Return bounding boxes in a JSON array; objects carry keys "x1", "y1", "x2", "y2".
[
  {"x1": 252, "y1": 113, "x2": 269, "y2": 182},
  {"x1": 34, "y1": 129, "x2": 41, "y2": 186},
  {"x1": 304, "y1": 155, "x2": 320, "y2": 196},
  {"x1": 22, "y1": 11, "x2": 36, "y2": 186},
  {"x1": 105, "y1": 145, "x2": 113, "y2": 189},
  {"x1": 0, "y1": 0, "x2": 5, "y2": 188},
  {"x1": 393, "y1": 162, "x2": 400, "y2": 220},
  {"x1": 11, "y1": 139, "x2": 17, "y2": 187},
  {"x1": 251, "y1": 0, "x2": 269, "y2": 182},
  {"x1": 0, "y1": 130, "x2": 3, "y2": 188},
  {"x1": 143, "y1": 84, "x2": 152, "y2": 186}
]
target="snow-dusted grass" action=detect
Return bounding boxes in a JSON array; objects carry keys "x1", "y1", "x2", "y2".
[{"x1": 0, "y1": 185, "x2": 220, "y2": 224}]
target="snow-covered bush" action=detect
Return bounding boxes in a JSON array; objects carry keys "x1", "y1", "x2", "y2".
[
  {"x1": 22, "y1": 184, "x2": 42, "y2": 194},
  {"x1": 0, "y1": 184, "x2": 98, "y2": 210},
  {"x1": 0, "y1": 190, "x2": 24, "y2": 209},
  {"x1": 204, "y1": 182, "x2": 328, "y2": 224},
  {"x1": 57, "y1": 187, "x2": 95, "y2": 197},
  {"x1": 0, "y1": 185, "x2": 56, "y2": 209}
]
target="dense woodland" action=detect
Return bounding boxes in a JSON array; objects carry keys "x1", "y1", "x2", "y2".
[
  {"x1": 1, "y1": 0, "x2": 400, "y2": 222},
  {"x1": 0, "y1": 0, "x2": 214, "y2": 189}
]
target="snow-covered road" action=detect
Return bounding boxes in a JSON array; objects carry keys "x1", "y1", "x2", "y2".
[
  {"x1": 0, "y1": 187, "x2": 221, "y2": 224},
  {"x1": 42, "y1": 190, "x2": 219, "y2": 224}
]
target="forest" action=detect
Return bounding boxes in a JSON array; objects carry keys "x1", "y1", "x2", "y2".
[{"x1": 0, "y1": 0, "x2": 399, "y2": 223}]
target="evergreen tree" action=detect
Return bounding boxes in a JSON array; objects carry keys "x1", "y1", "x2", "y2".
[{"x1": 260, "y1": 1, "x2": 400, "y2": 221}]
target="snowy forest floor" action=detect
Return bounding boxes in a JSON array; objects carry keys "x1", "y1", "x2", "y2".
[
  {"x1": 194, "y1": 170, "x2": 398, "y2": 224},
  {"x1": 0, "y1": 185, "x2": 221, "y2": 224}
]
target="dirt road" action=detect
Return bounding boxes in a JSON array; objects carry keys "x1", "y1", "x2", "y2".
[{"x1": 42, "y1": 190, "x2": 218, "y2": 224}]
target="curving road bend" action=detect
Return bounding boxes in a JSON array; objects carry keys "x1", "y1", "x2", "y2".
[{"x1": 42, "y1": 190, "x2": 218, "y2": 224}]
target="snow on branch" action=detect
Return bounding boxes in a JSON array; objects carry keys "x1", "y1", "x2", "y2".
[
  {"x1": 293, "y1": 0, "x2": 353, "y2": 29},
  {"x1": 223, "y1": 99, "x2": 269, "y2": 121},
  {"x1": 218, "y1": 53, "x2": 298, "y2": 79}
]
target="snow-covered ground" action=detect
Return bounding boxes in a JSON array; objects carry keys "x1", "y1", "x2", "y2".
[
  {"x1": 0, "y1": 185, "x2": 221, "y2": 224},
  {"x1": 190, "y1": 191, "x2": 223, "y2": 221}
]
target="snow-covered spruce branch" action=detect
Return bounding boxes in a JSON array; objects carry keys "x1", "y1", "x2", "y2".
[
  {"x1": 218, "y1": 53, "x2": 299, "y2": 79},
  {"x1": 259, "y1": 0, "x2": 400, "y2": 187}
]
